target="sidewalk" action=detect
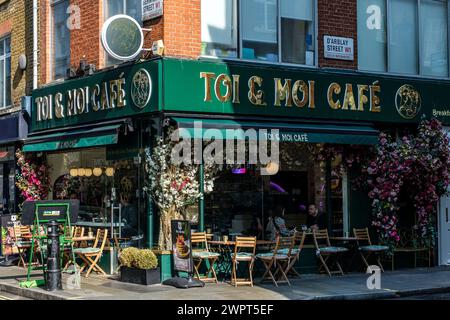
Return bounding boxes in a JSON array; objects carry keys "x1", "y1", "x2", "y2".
[{"x1": 1, "y1": 266, "x2": 450, "y2": 300}]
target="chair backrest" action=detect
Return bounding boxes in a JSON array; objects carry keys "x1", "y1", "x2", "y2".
[
  {"x1": 234, "y1": 236, "x2": 256, "y2": 256},
  {"x1": 353, "y1": 228, "x2": 372, "y2": 246},
  {"x1": 278, "y1": 236, "x2": 296, "y2": 256},
  {"x1": 74, "y1": 226, "x2": 84, "y2": 238},
  {"x1": 313, "y1": 229, "x2": 331, "y2": 248},
  {"x1": 13, "y1": 225, "x2": 31, "y2": 239},
  {"x1": 191, "y1": 232, "x2": 209, "y2": 251},
  {"x1": 294, "y1": 231, "x2": 306, "y2": 254},
  {"x1": 93, "y1": 228, "x2": 108, "y2": 251}
]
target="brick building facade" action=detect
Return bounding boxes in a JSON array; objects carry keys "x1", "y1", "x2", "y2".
[{"x1": 37, "y1": 0, "x2": 362, "y2": 88}]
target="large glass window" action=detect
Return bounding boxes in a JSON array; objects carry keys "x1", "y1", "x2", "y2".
[
  {"x1": 201, "y1": 0, "x2": 316, "y2": 66},
  {"x1": 47, "y1": 147, "x2": 144, "y2": 239},
  {"x1": 0, "y1": 36, "x2": 11, "y2": 109},
  {"x1": 358, "y1": 0, "x2": 448, "y2": 77},
  {"x1": 104, "y1": 0, "x2": 143, "y2": 66},
  {"x1": 51, "y1": 0, "x2": 70, "y2": 80}
]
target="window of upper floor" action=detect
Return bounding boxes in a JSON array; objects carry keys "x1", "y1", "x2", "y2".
[
  {"x1": 201, "y1": 0, "x2": 316, "y2": 66},
  {"x1": 358, "y1": 0, "x2": 449, "y2": 78},
  {"x1": 0, "y1": 35, "x2": 11, "y2": 110},
  {"x1": 50, "y1": 0, "x2": 71, "y2": 81}
]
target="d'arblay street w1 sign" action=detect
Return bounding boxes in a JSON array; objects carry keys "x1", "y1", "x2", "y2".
[
  {"x1": 143, "y1": 0, "x2": 163, "y2": 21},
  {"x1": 324, "y1": 35, "x2": 354, "y2": 61}
]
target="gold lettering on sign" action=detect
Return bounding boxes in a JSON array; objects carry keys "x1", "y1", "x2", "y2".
[
  {"x1": 369, "y1": 83, "x2": 381, "y2": 112},
  {"x1": 67, "y1": 89, "x2": 76, "y2": 116},
  {"x1": 308, "y1": 81, "x2": 316, "y2": 109},
  {"x1": 117, "y1": 78, "x2": 126, "y2": 107},
  {"x1": 342, "y1": 83, "x2": 357, "y2": 110},
  {"x1": 101, "y1": 82, "x2": 110, "y2": 110},
  {"x1": 92, "y1": 84, "x2": 100, "y2": 111},
  {"x1": 327, "y1": 82, "x2": 341, "y2": 109},
  {"x1": 248, "y1": 76, "x2": 266, "y2": 106},
  {"x1": 109, "y1": 80, "x2": 118, "y2": 109},
  {"x1": 36, "y1": 97, "x2": 42, "y2": 122},
  {"x1": 292, "y1": 80, "x2": 308, "y2": 108},
  {"x1": 55, "y1": 93, "x2": 64, "y2": 119},
  {"x1": 357, "y1": 85, "x2": 368, "y2": 111},
  {"x1": 274, "y1": 78, "x2": 292, "y2": 107},
  {"x1": 214, "y1": 74, "x2": 232, "y2": 102},
  {"x1": 232, "y1": 75, "x2": 240, "y2": 104},
  {"x1": 200, "y1": 72, "x2": 216, "y2": 102},
  {"x1": 76, "y1": 88, "x2": 86, "y2": 114}
]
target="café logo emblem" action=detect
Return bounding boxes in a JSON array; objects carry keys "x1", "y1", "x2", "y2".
[
  {"x1": 131, "y1": 68, "x2": 152, "y2": 109},
  {"x1": 395, "y1": 84, "x2": 421, "y2": 119}
]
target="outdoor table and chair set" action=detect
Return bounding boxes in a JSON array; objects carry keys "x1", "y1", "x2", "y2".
[{"x1": 190, "y1": 227, "x2": 394, "y2": 287}]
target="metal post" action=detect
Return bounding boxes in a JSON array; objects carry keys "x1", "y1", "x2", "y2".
[
  {"x1": 46, "y1": 221, "x2": 62, "y2": 291},
  {"x1": 199, "y1": 163, "x2": 205, "y2": 232},
  {"x1": 326, "y1": 159, "x2": 333, "y2": 235}
]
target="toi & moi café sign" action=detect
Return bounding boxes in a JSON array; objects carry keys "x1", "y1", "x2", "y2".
[
  {"x1": 31, "y1": 60, "x2": 159, "y2": 132},
  {"x1": 162, "y1": 58, "x2": 450, "y2": 126}
]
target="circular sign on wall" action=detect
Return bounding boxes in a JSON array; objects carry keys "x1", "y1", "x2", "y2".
[
  {"x1": 101, "y1": 14, "x2": 144, "y2": 61},
  {"x1": 395, "y1": 84, "x2": 422, "y2": 120},
  {"x1": 131, "y1": 68, "x2": 152, "y2": 109}
]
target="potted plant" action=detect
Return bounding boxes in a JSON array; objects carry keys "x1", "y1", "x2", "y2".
[{"x1": 119, "y1": 247, "x2": 160, "y2": 285}]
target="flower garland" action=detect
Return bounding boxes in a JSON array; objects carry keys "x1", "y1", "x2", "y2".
[
  {"x1": 366, "y1": 119, "x2": 450, "y2": 250},
  {"x1": 15, "y1": 149, "x2": 51, "y2": 203}
]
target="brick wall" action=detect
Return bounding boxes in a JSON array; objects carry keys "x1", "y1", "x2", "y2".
[
  {"x1": 162, "y1": 0, "x2": 201, "y2": 59},
  {"x1": 0, "y1": 0, "x2": 34, "y2": 115},
  {"x1": 69, "y1": 0, "x2": 102, "y2": 70},
  {"x1": 318, "y1": 0, "x2": 357, "y2": 69}
]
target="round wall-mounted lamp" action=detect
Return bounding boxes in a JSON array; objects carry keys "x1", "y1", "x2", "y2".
[
  {"x1": 93, "y1": 167, "x2": 102, "y2": 177},
  {"x1": 105, "y1": 167, "x2": 115, "y2": 177},
  {"x1": 264, "y1": 161, "x2": 279, "y2": 176},
  {"x1": 77, "y1": 168, "x2": 86, "y2": 177},
  {"x1": 69, "y1": 168, "x2": 78, "y2": 177},
  {"x1": 18, "y1": 54, "x2": 27, "y2": 70},
  {"x1": 85, "y1": 168, "x2": 93, "y2": 177}
]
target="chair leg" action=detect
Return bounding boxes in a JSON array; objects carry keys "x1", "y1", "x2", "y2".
[
  {"x1": 335, "y1": 255, "x2": 344, "y2": 275},
  {"x1": 260, "y1": 260, "x2": 278, "y2": 287},
  {"x1": 318, "y1": 254, "x2": 332, "y2": 276},
  {"x1": 360, "y1": 251, "x2": 370, "y2": 271},
  {"x1": 231, "y1": 259, "x2": 237, "y2": 287},
  {"x1": 249, "y1": 259, "x2": 255, "y2": 287},
  {"x1": 376, "y1": 254, "x2": 385, "y2": 272}
]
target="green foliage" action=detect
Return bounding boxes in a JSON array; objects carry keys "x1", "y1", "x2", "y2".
[{"x1": 119, "y1": 247, "x2": 158, "y2": 270}]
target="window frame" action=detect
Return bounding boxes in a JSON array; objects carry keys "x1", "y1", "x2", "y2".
[
  {"x1": 200, "y1": 0, "x2": 318, "y2": 69},
  {"x1": 358, "y1": 0, "x2": 450, "y2": 79},
  {"x1": 50, "y1": 0, "x2": 71, "y2": 81},
  {"x1": 0, "y1": 35, "x2": 11, "y2": 110}
]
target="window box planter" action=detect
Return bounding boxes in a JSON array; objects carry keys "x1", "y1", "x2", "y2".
[{"x1": 120, "y1": 266, "x2": 161, "y2": 285}]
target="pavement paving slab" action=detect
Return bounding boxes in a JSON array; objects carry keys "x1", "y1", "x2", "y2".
[{"x1": 1, "y1": 265, "x2": 450, "y2": 300}]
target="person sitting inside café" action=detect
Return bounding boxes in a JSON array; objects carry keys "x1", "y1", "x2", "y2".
[{"x1": 306, "y1": 203, "x2": 325, "y2": 230}]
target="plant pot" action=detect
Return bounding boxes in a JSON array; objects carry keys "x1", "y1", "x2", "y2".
[{"x1": 120, "y1": 266, "x2": 161, "y2": 285}]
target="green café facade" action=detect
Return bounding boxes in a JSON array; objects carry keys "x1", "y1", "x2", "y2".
[{"x1": 27, "y1": 56, "x2": 450, "y2": 278}]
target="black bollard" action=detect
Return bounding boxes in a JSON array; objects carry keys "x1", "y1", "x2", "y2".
[{"x1": 46, "y1": 221, "x2": 62, "y2": 291}]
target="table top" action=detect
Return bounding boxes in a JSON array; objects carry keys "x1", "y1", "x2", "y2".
[
  {"x1": 329, "y1": 237, "x2": 359, "y2": 241},
  {"x1": 75, "y1": 221, "x2": 124, "y2": 228},
  {"x1": 209, "y1": 240, "x2": 275, "y2": 246},
  {"x1": 71, "y1": 236, "x2": 96, "y2": 242}
]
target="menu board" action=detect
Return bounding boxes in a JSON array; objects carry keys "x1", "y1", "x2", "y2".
[
  {"x1": 171, "y1": 220, "x2": 193, "y2": 273},
  {"x1": 1, "y1": 214, "x2": 18, "y2": 256}
]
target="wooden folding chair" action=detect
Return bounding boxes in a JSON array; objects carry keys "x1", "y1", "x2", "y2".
[
  {"x1": 12, "y1": 225, "x2": 39, "y2": 268},
  {"x1": 257, "y1": 236, "x2": 293, "y2": 287},
  {"x1": 231, "y1": 236, "x2": 256, "y2": 287},
  {"x1": 313, "y1": 229, "x2": 348, "y2": 276},
  {"x1": 74, "y1": 228, "x2": 108, "y2": 278},
  {"x1": 284, "y1": 231, "x2": 306, "y2": 278},
  {"x1": 191, "y1": 232, "x2": 220, "y2": 283},
  {"x1": 354, "y1": 228, "x2": 389, "y2": 272}
]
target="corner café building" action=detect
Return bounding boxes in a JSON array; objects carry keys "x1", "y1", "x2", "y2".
[{"x1": 27, "y1": 56, "x2": 450, "y2": 275}]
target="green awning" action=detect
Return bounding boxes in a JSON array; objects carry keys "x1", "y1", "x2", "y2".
[
  {"x1": 23, "y1": 124, "x2": 120, "y2": 152},
  {"x1": 170, "y1": 117, "x2": 379, "y2": 145}
]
